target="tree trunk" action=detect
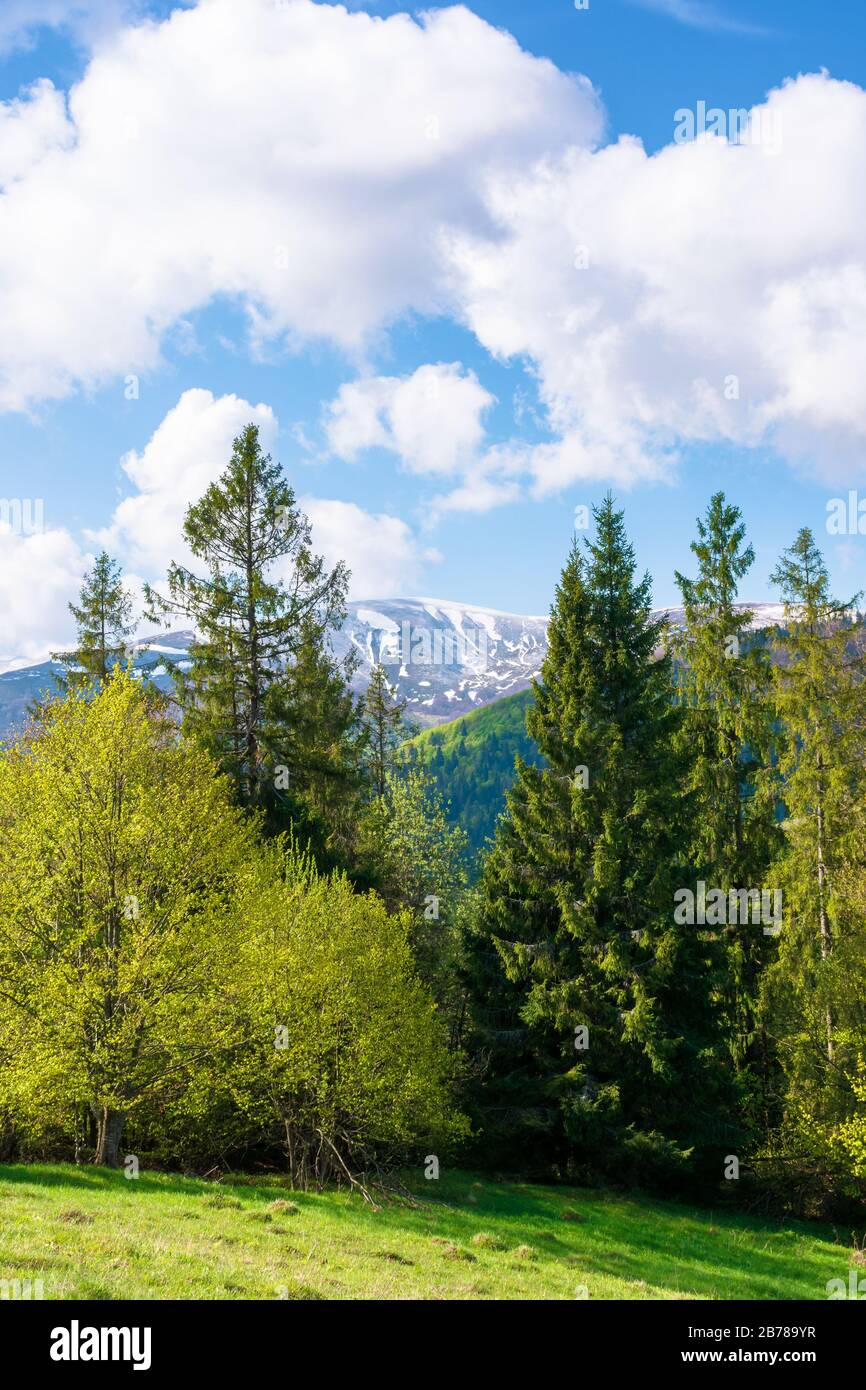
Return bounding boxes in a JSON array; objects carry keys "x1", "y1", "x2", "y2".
[
  {"x1": 245, "y1": 465, "x2": 260, "y2": 802},
  {"x1": 815, "y1": 758, "x2": 834, "y2": 1062},
  {"x1": 0, "y1": 1114, "x2": 17, "y2": 1162},
  {"x1": 92, "y1": 1105, "x2": 125, "y2": 1167}
]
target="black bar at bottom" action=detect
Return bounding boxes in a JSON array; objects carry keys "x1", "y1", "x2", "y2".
[{"x1": 7, "y1": 1296, "x2": 860, "y2": 1375}]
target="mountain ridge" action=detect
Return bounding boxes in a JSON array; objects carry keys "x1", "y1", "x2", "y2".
[{"x1": 0, "y1": 597, "x2": 793, "y2": 739}]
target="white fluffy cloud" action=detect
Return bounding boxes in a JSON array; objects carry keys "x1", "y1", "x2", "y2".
[
  {"x1": 0, "y1": 79, "x2": 74, "y2": 185},
  {"x1": 0, "y1": 524, "x2": 87, "y2": 669},
  {"x1": 324, "y1": 362, "x2": 494, "y2": 476},
  {"x1": 302, "y1": 498, "x2": 440, "y2": 599},
  {"x1": 4, "y1": 3, "x2": 866, "y2": 514},
  {"x1": 323, "y1": 362, "x2": 532, "y2": 518},
  {"x1": 445, "y1": 74, "x2": 866, "y2": 491},
  {"x1": 427, "y1": 468, "x2": 523, "y2": 518},
  {"x1": 0, "y1": 0, "x2": 600, "y2": 410}
]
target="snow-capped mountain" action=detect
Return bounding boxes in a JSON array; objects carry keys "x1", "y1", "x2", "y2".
[
  {"x1": 332, "y1": 598, "x2": 549, "y2": 725},
  {"x1": 0, "y1": 599, "x2": 792, "y2": 738}
]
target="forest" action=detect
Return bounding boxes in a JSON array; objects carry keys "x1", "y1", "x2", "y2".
[
  {"x1": 1, "y1": 424, "x2": 864, "y2": 1224},
  {"x1": 404, "y1": 690, "x2": 541, "y2": 856}
]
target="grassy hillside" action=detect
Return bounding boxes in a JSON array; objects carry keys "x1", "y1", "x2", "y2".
[
  {"x1": 404, "y1": 690, "x2": 542, "y2": 857},
  {"x1": 0, "y1": 1164, "x2": 849, "y2": 1301}
]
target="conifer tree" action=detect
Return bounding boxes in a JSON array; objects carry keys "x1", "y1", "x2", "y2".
[
  {"x1": 465, "y1": 497, "x2": 735, "y2": 1179},
  {"x1": 361, "y1": 663, "x2": 407, "y2": 798},
  {"x1": 673, "y1": 493, "x2": 781, "y2": 1123},
  {"x1": 819, "y1": 784, "x2": 866, "y2": 1189},
  {"x1": 267, "y1": 616, "x2": 366, "y2": 865},
  {"x1": 52, "y1": 551, "x2": 136, "y2": 691},
  {"x1": 761, "y1": 531, "x2": 864, "y2": 1155},
  {"x1": 144, "y1": 424, "x2": 352, "y2": 811}
]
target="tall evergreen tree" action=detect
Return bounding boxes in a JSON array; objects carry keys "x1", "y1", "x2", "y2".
[
  {"x1": 267, "y1": 616, "x2": 366, "y2": 866},
  {"x1": 361, "y1": 663, "x2": 407, "y2": 798},
  {"x1": 761, "y1": 530, "x2": 865, "y2": 1172},
  {"x1": 673, "y1": 493, "x2": 781, "y2": 1127},
  {"x1": 819, "y1": 780, "x2": 866, "y2": 1192},
  {"x1": 51, "y1": 551, "x2": 136, "y2": 691},
  {"x1": 465, "y1": 497, "x2": 735, "y2": 1180},
  {"x1": 144, "y1": 424, "x2": 353, "y2": 813}
]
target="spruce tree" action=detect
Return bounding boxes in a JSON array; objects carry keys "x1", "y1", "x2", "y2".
[
  {"x1": 466, "y1": 497, "x2": 735, "y2": 1180},
  {"x1": 267, "y1": 616, "x2": 365, "y2": 865},
  {"x1": 762, "y1": 530, "x2": 864, "y2": 1157},
  {"x1": 673, "y1": 493, "x2": 781, "y2": 1127},
  {"x1": 144, "y1": 424, "x2": 352, "y2": 811},
  {"x1": 819, "y1": 775, "x2": 866, "y2": 1190},
  {"x1": 361, "y1": 663, "x2": 407, "y2": 798},
  {"x1": 52, "y1": 551, "x2": 136, "y2": 690}
]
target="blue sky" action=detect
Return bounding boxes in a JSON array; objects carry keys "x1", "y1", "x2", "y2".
[{"x1": 1, "y1": 0, "x2": 865, "y2": 664}]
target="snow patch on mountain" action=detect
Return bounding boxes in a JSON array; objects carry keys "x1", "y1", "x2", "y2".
[{"x1": 0, "y1": 599, "x2": 798, "y2": 736}]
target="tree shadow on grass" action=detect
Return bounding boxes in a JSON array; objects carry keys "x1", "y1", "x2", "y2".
[
  {"x1": 313, "y1": 1172, "x2": 842, "y2": 1301},
  {"x1": 0, "y1": 1162, "x2": 243, "y2": 1202},
  {"x1": 0, "y1": 1163, "x2": 844, "y2": 1301}
]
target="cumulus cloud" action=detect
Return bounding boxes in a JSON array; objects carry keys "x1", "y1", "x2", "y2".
[
  {"x1": 324, "y1": 363, "x2": 495, "y2": 476},
  {"x1": 0, "y1": 80, "x2": 75, "y2": 185},
  {"x1": 302, "y1": 498, "x2": 440, "y2": 599},
  {"x1": 0, "y1": 524, "x2": 87, "y2": 669},
  {"x1": 3, "y1": 3, "x2": 866, "y2": 515},
  {"x1": 445, "y1": 74, "x2": 866, "y2": 491},
  {"x1": 0, "y1": 0, "x2": 600, "y2": 410},
  {"x1": 323, "y1": 362, "x2": 533, "y2": 519},
  {"x1": 427, "y1": 471, "x2": 522, "y2": 518}
]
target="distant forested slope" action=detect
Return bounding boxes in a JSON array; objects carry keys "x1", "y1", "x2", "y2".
[{"x1": 402, "y1": 688, "x2": 543, "y2": 858}]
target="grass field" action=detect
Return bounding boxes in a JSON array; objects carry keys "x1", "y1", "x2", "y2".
[{"x1": 0, "y1": 1164, "x2": 852, "y2": 1301}]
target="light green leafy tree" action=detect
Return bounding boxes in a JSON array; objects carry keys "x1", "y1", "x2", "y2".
[
  {"x1": 358, "y1": 767, "x2": 470, "y2": 1037},
  {"x1": 0, "y1": 671, "x2": 255, "y2": 1165},
  {"x1": 223, "y1": 842, "x2": 467, "y2": 1192}
]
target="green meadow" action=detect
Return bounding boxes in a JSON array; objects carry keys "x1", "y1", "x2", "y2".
[{"x1": 0, "y1": 1164, "x2": 850, "y2": 1302}]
